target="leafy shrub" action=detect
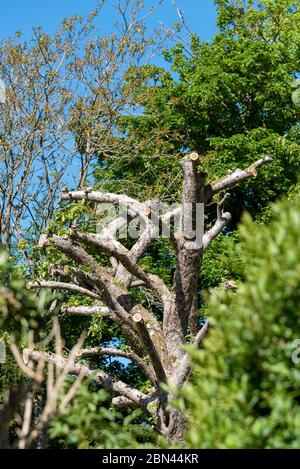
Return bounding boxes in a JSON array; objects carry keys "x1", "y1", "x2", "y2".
[{"x1": 181, "y1": 196, "x2": 300, "y2": 448}]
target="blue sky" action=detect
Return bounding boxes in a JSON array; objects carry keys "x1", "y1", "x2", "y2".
[{"x1": 0, "y1": 0, "x2": 218, "y2": 41}]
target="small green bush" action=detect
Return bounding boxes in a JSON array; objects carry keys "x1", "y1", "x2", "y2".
[{"x1": 182, "y1": 196, "x2": 300, "y2": 448}]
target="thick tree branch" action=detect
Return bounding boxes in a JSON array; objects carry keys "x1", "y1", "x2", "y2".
[
  {"x1": 172, "y1": 320, "x2": 209, "y2": 387},
  {"x1": 170, "y1": 153, "x2": 205, "y2": 356},
  {"x1": 202, "y1": 212, "x2": 231, "y2": 251},
  {"x1": 38, "y1": 234, "x2": 169, "y2": 380},
  {"x1": 202, "y1": 193, "x2": 232, "y2": 251},
  {"x1": 161, "y1": 155, "x2": 273, "y2": 221},
  {"x1": 111, "y1": 396, "x2": 139, "y2": 409},
  {"x1": 60, "y1": 305, "x2": 110, "y2": 316},
  {"x1": 48, "y1": 265, "x2": 101, "y2": 293},
  {"x1": 69, "y1": 229, "x2": 170, "y2": 302},
  {"x1": 44, "y1": 235, "x2": 137, "y2": 324},
  {"x1": 49, "y1": 234, "x2": 164, "y2": 335},
  {"x1": 96, "y1": 200, "x2": 157, "y2": 278},
  {"x1": 114, "y1": 222, "x2": 160, "y2": 287},
  {"x1": 76, "y1": 347, "x2": 155, "y2": 383},
  {"x1": 206, "y1": 155, "x2": 272, "y2": 200},
  {"x1": 179, "y1": 152, "x2": 205, "y2": 242},
  {"x1": 132, "y1": 315, "x2": 168, "y2": 385},
  {"x1": 26, "y1": 350, "x2": 156, "y2": 414},
  {"x1": 103, "y1": 202, "x2": 151, "y2": 237},
  {"x1": 27, "y1": 281, "x2": 101, "y2": 301},
  {"x1": 60, "y1": 188, "x2": 150, "y2": 223},
  {"x1": 31, "y1": 260, "x2": 148, "y2": 361},
  {"x1": 193, "y1": 319, "x2": 209, "y2": 348}
]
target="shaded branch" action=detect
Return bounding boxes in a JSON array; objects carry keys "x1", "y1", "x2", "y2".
[
  {"x1": 48, "y1": 235, "x2": 163, "y2": 332},
  {"x1": 132, "y1": 314, "x2": 168, "y2": 385},
  {"x1": 111, "y1": 396, "x2": 139, "y2": 409},
  {"x1": 38, "y1": 234, "x2": 169, "y2": 378},
  {"x1": 172, "y1": 320, "x2": 209, "y2": 388},
  {"x1": 114, "y1": 222, "x2": 160, "y2": 287}
]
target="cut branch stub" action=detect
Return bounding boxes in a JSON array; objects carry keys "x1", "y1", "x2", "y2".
[
  {"x1": 189, "y1": 152, "x2": 200, "y2": 162},
  {"x1": 133, "y1": 313, "x2": 143, "y2": 323}
]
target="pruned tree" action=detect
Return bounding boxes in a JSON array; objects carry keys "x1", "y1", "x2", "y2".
[{"x1": 27, "y1": 152, "x2": 272, "y2": 441}]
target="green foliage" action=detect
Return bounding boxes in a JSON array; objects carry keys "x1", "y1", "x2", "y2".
[
  {"x1": 48, "y1": 380, "x2": 155, "y2": 449},
  {"x1": 181, "y1": 195, "x2": 300, "y2": 448},
  {"x1": 0, "y1": 248, "x2": 46, "y2": 398},
  {"x1": 0, "y1": 345, "x2": 24, "y2": 400},
  {"x1": 0, "y1": 249, "x2": 46, "y2": 336},
  {"x1": 200, "y1": 232, "x2": 243, "y2": 292}
]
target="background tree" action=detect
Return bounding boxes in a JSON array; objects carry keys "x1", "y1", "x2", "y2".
[{"x1": 0, "y1": 19, "x2": 91, "y2": 257}]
